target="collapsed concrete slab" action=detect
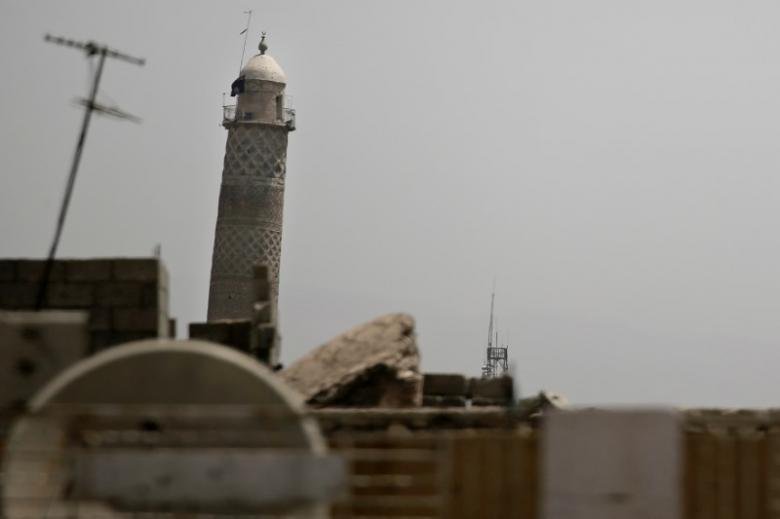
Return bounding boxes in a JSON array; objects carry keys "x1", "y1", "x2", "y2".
[{"x1": 280, "y1": 313, "x2": 422, "y2": 407}]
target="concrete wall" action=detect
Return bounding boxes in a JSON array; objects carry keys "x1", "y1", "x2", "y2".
[
  {"x1": 0, "y1": 258, "x2": 169, "y2": 352},
  {"x1": 0, "y1": 310, "x2": 89, "y2": 409},
  {"x1": 543, "y1": 409, "x2": 682, "y2": 519}
]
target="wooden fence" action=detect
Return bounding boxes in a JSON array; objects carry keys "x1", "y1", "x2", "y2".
[
  {"x1": 684, "y1": 411, "x2": 780, "y2": 519},
  {"x1": 329, "y1": 412, "x2": 780, "y2": 519},
  {"x1": 329, "y1": 429, "x2": 538, "y2": 518}
]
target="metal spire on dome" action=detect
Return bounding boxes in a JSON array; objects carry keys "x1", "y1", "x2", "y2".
[{"x1": 259, "y1": 32, "x2": 268, "y2": 55}]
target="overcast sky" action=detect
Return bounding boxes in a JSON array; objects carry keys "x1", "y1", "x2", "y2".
[{"x1": 3, "y1": 1, "x2": 780, "y2": 407}]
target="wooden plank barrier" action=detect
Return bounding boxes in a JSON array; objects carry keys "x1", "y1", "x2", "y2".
[
  {"x1": 329, "y1": 429, "x2": 538, "y2": 518},
  {"x1": 328, "y1": 411, "x2": 780, "y2": 518},
  {"x1": 447, "y1": 431, "x2": 538, "y2": 519},
  {"x1": 684, "y1": 411, "x2": 776, "y2": 519}
]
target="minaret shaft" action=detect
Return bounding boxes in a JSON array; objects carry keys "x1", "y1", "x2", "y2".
[
  {"x1": 207, "y1": 40, "x2": 292, "y2": 321},
  {"x1": 208, "y1": 124, "x2": 288, "y2": 320}
]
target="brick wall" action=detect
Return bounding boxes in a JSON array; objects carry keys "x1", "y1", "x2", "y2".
[
  {"x1": 422, "y1": 373, "x2": 514, "y2": 407},
  {"x1": 0, "y1": 258, "x2": 169, "y2": 353}
]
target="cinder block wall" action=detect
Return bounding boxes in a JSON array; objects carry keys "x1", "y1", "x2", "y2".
[{"x1": 0, "y1": 258, "x2": 169, "y2": 352}]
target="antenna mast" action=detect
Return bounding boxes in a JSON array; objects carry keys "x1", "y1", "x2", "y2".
[
  {"x1": 238, "y1": 10, "x2": 253, "y2": 75},
  {"x1": 481, "y1": 286, "x2": 509, "y2": 379},
  {"x1": 36, "y1": 34, "x2": 144, "y2": 309},
  {"x1": 486, "y1": 290, "x2": 495, "y2": 348}
]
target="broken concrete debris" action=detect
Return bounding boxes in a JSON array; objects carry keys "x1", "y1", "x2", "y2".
[
  {"x1": 518, "y1": 390, "x2": 569, "y2": 419},
  {"x1": 280, "y1": 313, "x2": 422, "y2": 407}
]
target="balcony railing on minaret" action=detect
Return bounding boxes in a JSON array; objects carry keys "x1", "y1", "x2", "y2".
[{"x1": 222, "y1": 104, "x2": 296, "y2": 131}]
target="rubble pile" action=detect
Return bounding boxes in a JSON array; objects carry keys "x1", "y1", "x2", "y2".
[{"x1": 281, "y1": 313, "x2": 422, "y2": 407}]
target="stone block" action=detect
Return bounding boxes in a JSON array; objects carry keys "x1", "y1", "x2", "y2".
[
  {"x1": 89, "y1": 330, "x2": 154, "y2": 352},
  {"x1": 112, "y1": 259, "x2": 159, "y2": 282},
  {"x1": 157, "y1": 308, "x2": 169, "y2": 338},
  {"x1": 88, "y1": 308, "x2": 112, "y2": 331},
  {"x1": 112, "y1": 308, "x2": 159, "y2": 332},
  {"x1": 252, "y1": 323, "x2": 278, "y2": 365},
  {"x1": 253, "y1": 301, "x2": 273, "y2": 324},
  {"x1": 0, "y1": 310, "x2": 89, "y2": 408},
  {"x1": 0, "y1": 260, "x2": 16, "y2": 281},
  {"x1": 471, "y1": 397, "x2": 508, "y2": 407},
  {"x1": 16, "y1": 260, "x2": 66, "y2": 282},
  {"x1": 111, "y1": 331, "x2": 156, "y2": 345},
  {"x1": 253, "y1": 265, "x2": 272, "y2": 302},
  {"x1": 140, "y1": 282, "x2": 160, "y2": 307},
  {"x1": 543, "y1": 409, "x2": 682, "y2": 519},
  {"x1": 422, "y1": 395, "x2": 467, "y2": 407},
  {"x1": 423, "y1": 373, "x2": 468, "y2": 396},
  {"x1": 45, "y1": 283, "x2": 94, "y2": 308},
  {"x1": 471, "y1": 376, "x2": 514, "y2": 402},
  {"x1": 66, "y1": 259, "x2": 112, "y2": 282},
  {"x1": 89, "y1": 330, "x2": 115, "y2": 353},
  {"x1": 441, "y1": 395, "x2": 467, "y2": 407},
  {"x1": 0, "y1": 283, "x2": 37, "y2": 309},
  {"x1": 189, "y1": 320, "x2": 252, "y2": 352},
  {"x1": 95, "y1": 282, "x2": 143, "y2": 307}
]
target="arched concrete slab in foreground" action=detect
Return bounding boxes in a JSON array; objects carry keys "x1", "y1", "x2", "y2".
[{"x1": 2, "y1": 339, "x2": 332, "y2": 518}]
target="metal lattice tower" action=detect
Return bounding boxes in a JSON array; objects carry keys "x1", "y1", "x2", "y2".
[
  {"x1": 481, "y1": 290, "x2": 509, "y2": 378},
  {"x1": 208, "y1": 35, "x2": 296, "y2": 320}
]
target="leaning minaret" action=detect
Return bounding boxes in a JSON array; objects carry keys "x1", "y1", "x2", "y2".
[{"x1": 208, "y1": 35, "x2": 295, "y2": 320}]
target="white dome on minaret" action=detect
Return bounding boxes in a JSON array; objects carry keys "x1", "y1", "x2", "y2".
[
  {"x1": 241, "y1": 54, "x2": 287, "y2": 83},
  {"x1": 239, "y1": 34, "x2": 287, "y2": 84}
]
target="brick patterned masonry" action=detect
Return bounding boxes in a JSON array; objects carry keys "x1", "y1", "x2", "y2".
[
  {"x1": 208, "y1": 123, "x2": 289, "y2": 321},
  {"x1": 0, "y1": 258, "x2": 169, "y2": 353}
]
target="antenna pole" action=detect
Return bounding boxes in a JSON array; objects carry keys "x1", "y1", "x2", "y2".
[
  {"x1": 487, "y1": 290, "x2": 495, "y2": 348},
  {"x1": 36, "y1": 35, "x2": 144, "y2": 309},
  {"x1": 239, "y1": 10, "x2": 253, "y2": 75}
]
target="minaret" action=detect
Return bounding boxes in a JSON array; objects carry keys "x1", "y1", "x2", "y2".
[{"x1": 208, "y1": 34, "x2": 295, "y2": 320}]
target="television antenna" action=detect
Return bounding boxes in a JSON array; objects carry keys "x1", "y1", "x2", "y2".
[{"x1": 36, "y1": 34, "x2": 145, "y2": 308}]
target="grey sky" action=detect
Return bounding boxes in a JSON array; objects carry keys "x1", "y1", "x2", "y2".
[{"x1": 2, "y1": 1, "x2": 780, "y2": 407}]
